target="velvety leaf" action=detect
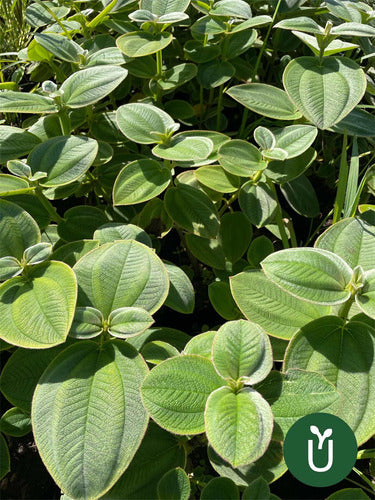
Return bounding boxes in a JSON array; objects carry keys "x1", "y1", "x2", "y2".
[
  {"x1": 58, "y1": 206, "x2": 108, "y2": 242},
  {"x1": 93, "y1": 223, "x2": 152, "y2": 247},
  {"x1": 185, "y1": 235, "x2": 226, "y2": 270},
  {"x1": 140, "y1": 0, "x2": 190, "y2": 15},
  {"x1": 32, "y1": 341, "x2": 149, "y2": 499},
  {"x1": 274, "y1": 16, "x2": 323, "y2": 34},
  {"x1": 0, "y1": 91, "x2": 57, "y2": 114},
  {"x1": 239, "y1": 181, "x2": 277, "y2": 227},
  {"x1": 200, "y1": 477, "x2": 239, "y2": 500},
  {"x1": 69, "y1": 306, "x2": 103, "y2": 339},
  {"x1": 23, "y1": 242, "x2": 52, "y2": 265},
  {"x1": 283, "y1": 56, "x2": 366, "y2": 129},
  {"x1": 184, "y1": 331, "x2": 216, "y2": 359},
  {"x1": 141, "y1": 355, "x2": 224, "y2": 434},
  {"x1": 227, "y1": 84, "x2": 302, "y2": 120},
  {"x1": 209, "y1": 282, "x2": 242, "y2": 321},
  {"x1": 0, "y1": 261, "x2": 77, "y2": 348},
  {"x1": 35, "y1": 33, "x2": 83, "y2": 63},
  {"x1": 0, "y1": 125, "x2": 41, "y2": 163},
  {"x1": 117, "y1": 32, "x2": 173, "y2": 57},
  {"x1": 51, "y1": 240, "x2": 100, "y2": 267},
  {"x1": 157, "y1": 63, "x2": 197, "y2": 91},
  {"x1": 356, "y1": 269, "x2": 375, "y2": 319},
  {"x1": 281, "y1": 174, "x2": 320, "y2": 217},
  {"x1": 331, "y1": 107, "x2": 375, "y2": 137},
  {"x1": 272, "y1": 125, "x2": 317, "y2": 159},
  {"x1": 205, "y1": 387, "x2": 273, "y2": 467},
  {"x1": 0, "y1": 256, "x2": 22, "y2": 281},
  {"x1": 212, "y1": 320, "x2": 272, "y2": 383},
  {"x1": 0, "y1": 174, "x2": 30, "y2": 198},
  {"x1": 220, "y1": 212, "x2": 252, "y2": 263},
  {"x1": 0, "y1": 407, "x2": 31, "y2": 437},
  {"x1": 108, "y1": 307, "x2": 154, "y2": 338},
  {"x1": 141, "y1": 341, "x2": 180, "y2": 365},
  {"x1": 218, "y1": 139, "x2": 265, "y2": 176},
  {"x1": 230, "y1": 270, "x2": 330, "y2": 339},
  {"x1": 254, "y1": 127, "x2": 275, "y2": 151},
  {"x1": 153, "y1": 136, "x2": 213, "y2": 162},
  {"x1": 195, "y1": 165, "x2": 240, "y2": 193},
  {"x1": 210, "y1": 0, "x2": 251, "y2": 18},
  {"x1": 157, "y1": 468, "x2": 190, "y2": 500},
  {"x1": 197, "y1": 61, "x2": 235, "y2": 88},
  {"x1": 266, "y1": 148, "x2": 316, "y2": 183},
  {"x1": 262, "y1": 248, "x2": 352, "y2": 305},
  {"x1": 74, "y1": 240, "x2": 169, "y2": 317},
  {"x1": 163, "y1": 260, "x2": 194, "y2": 314}
]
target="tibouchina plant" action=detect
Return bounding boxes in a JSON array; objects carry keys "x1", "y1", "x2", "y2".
[{"x1": 0, "y1": 0, "x2": 375, "y2": 499}]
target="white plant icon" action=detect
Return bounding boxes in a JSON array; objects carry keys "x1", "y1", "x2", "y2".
[{"x1": 308, "y1": 425, "x2": 334, "y2": 472}]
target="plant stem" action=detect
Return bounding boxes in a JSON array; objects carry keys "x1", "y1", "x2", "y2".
[
  {"x1": 87, "y1": 0, "x2": 118, "y2": 28},
  {"x1": 156, "y1": 50, "x2": 163, "y2": 78},
  {"x1": 333, "y1": 131, "x2": 348, "y2": 224},
  {"x1": 337, "y1": 295, "x2": 355, "y2": 320},
  {"x1": 216, "y1": 84, "x2": 224, "y2": 131},
  {"x1": 267, "y1": 180, "x2": 290, "y2": 249},
  {"x1": 238, "y1": 0, "x2": 283, "y2": 139},
  {"x1": 35, "y1": 187, "x2": 64, "y2": 224},
  {"x1": 353, "y1": 467, "x2": 375, "y2": 493},
  {"x1": 219, "y1": 192, "x2": 238, "y2": 216}
]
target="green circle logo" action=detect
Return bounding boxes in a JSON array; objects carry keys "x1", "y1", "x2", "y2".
[{"x1": 284, "y1": 413, "x2": 357, "y2": 487}]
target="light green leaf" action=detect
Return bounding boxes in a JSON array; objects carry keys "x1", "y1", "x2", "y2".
[
  {"x1": 266, "y1": 148, "x2": 317, "y2": 183},
  {"x1": 184, "y1": 331, "x2": 216, "y2": 359},
  {"x1": 141, "y1": 340, "x2": 180, "y2": 365},
  {"x1": 218, "y1": 140, "x2": 266, "y2": 176},
  {"x1": 356, "y1": 269, "x2": 375, "y2": 319},
  {"x1": 281, "y1": 175, "x2": 320, "y2": 218},
  {"x1": 262, "y1": 248, "x2": 353, "y2": 305},
  {"x1": 283, "y1": 56, "x2": 367, "y2": 129},
  {"x1": 315, "y1": 215, "x2": 375, "y2": 271},
  {"x1": 57, "y1": 206, "x2": 108, "y2": 242},
  {"x1": 157, "y1": 468, "x2": 190, "y2": 500},
  {"x1": 272, "y1": 125, "x2": 317, "y2": 159},
  {"x1": 141, "y1": 354, "x2": 224, "y2": 434},
  {"x1": 0, "y1": 199, "x2": 40, "y2": 260},
  {"x1": 103, "y1": 422, "x2": 186, "y2": 500},
  {"x1": 35, "y1": 33, "x2": 83, "y2": 63},
  {"x1": 331, "y1": 107, "x2": 375, "y2": 137},
  {"x1": 274, "y1": 16, "x2": 323, "y2": 34},
  {"x1": 0, "y1": 261, "x2": 77, "y2": 348},
  {"x1": 284, "y1": 316, "x2": 375, "y2": 444},
  {"x1": 164, "y1": 184, "x2": 220, "y2": 238},
  {"x1": 61, "y1": 66, "x2": 128, "y2": 108},
  {"x1": 326, "y1": 488, "x2": 370, "y2": 500},
  {"x1": 25, "y1": 2, "x2": 69, "y2": 27},
  {"x1": 84, "y1": 47, "x2": 129, "y2": 67},
  {"x1": 7, "y1": 160, "x2": 31, "y2": 178},
  {"x1": 0, "y1": 407, "x2": 31, "y2": 437},
  {"x1": 0, "y1": 174, "x2": 30, "y2": 196},
  {"x1": 51, "y1": 240, "x2": 100, "y2": 267},
  {"x1": 32, "y1": 340, "x2": 149, "y2": 499},
  {"x1": 128, "y1": 326, "x2": 190, "y2": 352},
  {"x1": 113, "y1": 159, "x2": 171, "y2": 206},
  {"x1": 0, "y1": 256, "x2": 22, "y2": 281},
  {"x1": 209, "y1": 282, "x2": 242, "y2": 321},
  {"x1": 201, "y1": 478, "x2": 239, "y2": 500},
  {"x1": 116, "y1": 103, "x2": 176, "y2": 144},
  {"x1": 230, "y1": 270, "x2": 330, "y2": 340},
  {"x1": 227, "y1": 84, "x2": 302, "y2": 121},
  {"x1": 195, "y1": 165, "x2": 240, "y2": 193},
  {"x1": 205, "y1": 387, "x2": 273, "y2": 467},
  {"x1": 0, "y1": 91, "x2": 57, "y2": 114},
  {"x1": 117, "y1": 32, "x2": 173, "y2": 57},
  {"x1": 326, "y1": 0, "x2": 362, "y2": 22},
  {"x1": 210, "y1": 0, "x2": 251, "y2": 18},
  {"x1": 153, "y1": 135, "x2": 213, "y2": 162},
  {"x1": 23, "y1": 242, "x2": 52, "y2": 265},
  {"x1": 212, "y1": 320, "x2": 272, "y2": 384},
  {"x1": 242, "y1": 477, "x2": 274, "y2": 500},
  {"x1": 28, "y1": 135, "x2": 98, "y2": 187},
  {"x1": 0, "y1": 126, "x2": 41, "y2": 163},
  {"x1": 331, "y1": 22, "x2": 375, "y2": 37},
  {"x1": 69, "y1": 306, "x2": 103, "y2": 339},
  {"x1": 186, "y1": 235, "x2": 226, "y2": 269},
  {"x1": 197, "y1": 61, "x2": 235, "y2": 89},
  {"x1": 292, "y1": 31, "x2": 359, "y2": 57},
  {"x1": 108, "y1": 307, "x2": 154, "y2": 338},
  {"x1": 254, "y1": 127, "x2": 275, "y2": 151},
  {"x1": 163, "y1": 260, "x2": 195, "y2": 314},
  {"x1": 256, "y1": 369, "x2": 341, "y2": 440},
  {"x1": 93, "y1": 223, "x2": 152, "y2": 247},
  {"x1": 239, "y1": 181, "x2": 277, "y2": 227},
  {"x1": 157, "y1": 63, "x2": 197, "y2": 91},
  {"x1": 74, "y1": 240, "x2": 169, "y2": 317},
  {"x1": 140, "y1": 0, "x2": 190, "y2": 15}
]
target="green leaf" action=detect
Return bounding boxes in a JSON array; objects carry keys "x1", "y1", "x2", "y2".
[
  {"x1": 292, "y1": 31, "x2": 359, "y2": 57},
  {"x1": 25, "y1": 2, "x2": 69, "y2": 27},
  {"x1": 74, "y1": 240, "x2": 169, "y2": 317},
  {"x1": 256, "y1": 369, "x2": 341, "y2": 440},
  {"x1": 191, "y1": 16, "x2": 227, "y2": 39},
  {"x1": 108, "y1": 307, "x2": 154, "y2": 338},
  {"x1": 218, "y1": 140, "x2": 266, "y2": 176},
  {"x1": 326, "y1": 489, "x2": 370, "y2": 500},
  {"x1": 210, "y1": 0, "x2": 251, "y2": 18},
  {"x1": 201, "y1": 478, "x2": 239, "y2": 500},
  {"x1": 281, "y1": 175, "x2": 320, "y2": 217},
  {"x1": 157, "y1": 63, "x2": 197, "y2": 91},
  {"x1": 247, "y1": 236, "x2": 274, "y2": 268},
  {"x1": 227, "y1": 84, "x2": 302, "y2": 121},
  {"x1": 35, "y1": 33, "x2": 83, "y2": 63},
  {"x1": 184, "y1": 40, "x2": 220, "y2": 63},
  {"x1": 0, "y1": 261, "x2": 77, "y2": 348},
  {"x1": 254, "y1": 127, "x2": 275, "y2": 151},
  {"x1": 141, "y1": 340, "x2": 180, "y2": 365},
  {"x1": 0, "y1": 407, "x2": 31, "y2": 437},
  {"x1": 61, "y1": 66, "x2": 128, "y2": 108},
  {"x1": 283, "y1": 56, "x2": 367, "y2": 129},
  {"x1": 205, "y1": 386, "x2": 273, "y2": 467},
  {"x1": 163, "y1": 260, "x2": 195, "y2": 314},
  {"x1": 32, "y1": 340, "x2": 149, "y2": 499},
  {"x1": 274, "y1": 16, "x2": 323, "y2": 34},
  {"x1": 85, "y1": 47, "x2": 129, "y2": 67},
  {"x1": 0, "y1": 256, "x2": 23, "y2": 281},
  {"x1": 117, "y1": 32, "x2": 173, "y2": 57},
  {"x1": 195, "y1": 165, "x2": 240, "y2": 193},
  {"x1": 331, "y1": 107, "x2": 375, "y2": 137},
  {"x1": 0, "y1": 434, "x2": 10, "y2": 480},
  {"x1": 284, "y1": 316, "x2": 375, "y2": 444},
  {"x1": 23, "y1": 242, "x2": 52, "y2": 265},
  {"x1": 117, "y1": 103, "x2": 176, "y2": 144},
  {"x1": 197, "y1": 61, "x2": 235, "y2": 89},
  {"x1": 153, "y1": 136, "x2": 213, "y2": 162},
  {"x1": 0, "y1": 125, "x2": 41, "y2": 163},
  {"x1": 356, "y1": 269, "x2": 375, "y2": 319},
  {"x1": 113, "y1": 159, "x2": 171, "y2": 206},
  {"x1": 266, "y1": 148, "x2": 316, "y2": 184},
  {"x1": 262, "y1": 248, "x2": 353, "y2": 305},
  {"x1": 184, "y1": 330, "x2": 216, "y2": 359},
  {"x1": 28, "y1": 135, "x2": 98, "y2": 187},
  {"x1": 208, "y1": 440, "x2": 287, "y2": 487},
  {"x1": 69, "y1": 306, "x2": 103, "y2": 339},
  {"x1": 331, "y1": 22, "x2": 375, "y2": 37},
  {"x1": 128, "y1": 326, "x2": 190, "y2": 352},
  {"x1": 239, "y1": 181, "x2": 277, "y2": 227},
  {"x1": 51, "y1": 240, "x2": 100, "y2": 267},
  {"x1": 57, "y1": 206, "x2": 108, "y2": 242},
  {"x1": 140, "y1": 0, "x2": 191, "y2": 15},
  {"x1": 0, "y1": 343, "x2": 70, "y2": 411},
  {"x1": 103, "y1": 422, "x2": 186, "y2": 500},
  {"x1": 157, "y1": 468, "x2": 190, "y2": 500},
  {"x1": 0, "y1": 174, "x2": 30, "y2": 196},
  {"x1": 141, "y1": 354, "x2": 224, "y2": 434},
  {"x1": 0, "y1": 91, "x2": 57, "y2": 114},
  {"x1": 93, "y1": 223, "x2": 152, "y2": 247},
  {"x1": 209, "y1": 282, "x2": 242, "y2": 320},
  {"x1": 326, "y1": 0, "x2": 362, "y2": 22},
  {"x1": 230, "y1": 270, "x2": 330, "y2": 340},
  {"x1": 220, "y1": 212, "x2": 252, "y2": 263},
  {"x1": 186, "y1": 235, "x2": 226, "y2": 269},
  {"x1": 164, "y1": 184, "x2": 220, "y2": 238},
  {"x1": 315, "y1": 215, "x2": 375, "y2": 271},
  {"x1": 212, "y1": 320, "x2": 272, "y2": 383},
  {"x1": 242, "y1": 477, "x2": 274, "y2": 500},
  {"x1": 272, "y1": 125, "x2": 317, "y2": 159}
]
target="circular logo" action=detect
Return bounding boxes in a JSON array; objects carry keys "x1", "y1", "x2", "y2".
[{"x1": 283, "y1": 413, "x2": 357, "y2": 487}]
